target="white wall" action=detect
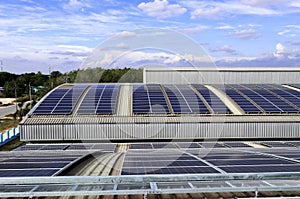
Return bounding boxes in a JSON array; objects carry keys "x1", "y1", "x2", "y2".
[{"x1": 144, "y1": 67, "x2": 300, "y2": 84}]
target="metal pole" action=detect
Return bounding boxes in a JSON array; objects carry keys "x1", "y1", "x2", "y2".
[
  {"x1": 14, "y1": 81, "x2": 17, "y2": 114},
  {"x1": 29, "y1": 82, "x2": 32, "y2": 109}
]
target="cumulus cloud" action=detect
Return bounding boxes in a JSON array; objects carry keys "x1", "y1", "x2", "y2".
[
  {"x1": 117, "y1": 31, "x2": 136, "y2": 38},
  {"x1": 191, "y1": 7, "x2": 221, "y2": 19},
  {"x1": 62, "y1": 0, "x2": 91, "y2": 11},
  {"x1": 138, "y1": 0, "x2": 187, "y2": 19},
  {"x1": 211, "y1": 45, "x2": 237, "y2": 55},
  {"x1": 216, "y1": 42, "x2": 300, "y2": 67},
  {"x1": 230, "y1": 29, "x2": 260, "y2": 40},
  {"x1": 273, "y1": 43, "x2": 286, "y2": 58},
  {"x1": 182, "y1": 0, "x2": 281, "y2": 19}
]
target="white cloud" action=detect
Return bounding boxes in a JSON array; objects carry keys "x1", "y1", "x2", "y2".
[
  {"x1": 163, "y1": 54, "x2": 182, "y2": 64},
  {"x1": 117, "y1": 31, "x2": 136, "y2": 38},
  {"x1": 278, "y1": 25, "x2": 300, "y2": 37},
  {"x1": 274, "y1": 43, "x2": 286, "y2": 58},
  {"x1": 138, "y1": 0, "x2": 187, "y2": 19},
  {"x1": 278, "y1": 30, "x2": 291, "y2": 35},
  {"x1": 286, "y1": 25, "x2": 300, "y2": 29},
  {"x1": 182, "y1": 0, "x2": 281, "y2": 19},
  {"x1": 216, "y1": 42, "x2": 300, "y2": 67},
  {"x1": 230, "y1": 29, "x2": 260, "y2": 40},
  {"x1": 216, "y1": 25, "x2": 234, "y2": 30},
  {"x1": 62, "y1": 0, "x2": 91, "y2": 11},
  {"x1": 191, "y1": 7, "x2": 221, "y2": 19},
  {"x1": 211, "y1": 45, "x2": 237, "y2": 55},
  {"x1": 289, "y1": 1, "x2": 300, "y2": 8}
]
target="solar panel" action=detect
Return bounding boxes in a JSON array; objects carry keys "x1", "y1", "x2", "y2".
[
  {"x1": 176, "y1": 142, "x2": 202, "y2": 149},
  {"x1": 96, "y1": 84, "x2": 119, "y2": 114},
  {"x1": 32, "y1": 89, "x2": 70, "y2": 114},
  {"x1": 33, "y1": 85, "x2": 88, "y2": 115},
  {"x1": 223, "y1": 142, "x2": 252, "y2": 148},
  {"x1": 130, "y1": 143, "x2": 153, "y2": 149},
  {"x1": 192, "y1": 84, "x2": 231, "y2": 114},
  {"x1": 220, "y1": 165, "x2": 300, "y2": 173},
  {"x1": 52, "y1": 85, "x2": 88, "y2": 114},
  {"x1": 215, "y1": 85, "x2": 261, "y2": 113},
  {"x1": 0, "y1": 162, "x2": 69, "y2": 169},
  {"x1": 245, "y1": 84, "x2": 299, "y2": 113},
  {"x1": 199, "y1": 142, "x2": 227, "y2": 148},
  {"x1": 230, "y1": 84, "x2": 299, "y2": 113},
  {"x1": 133, "y1": 84, "x2": 169, "y2": 114},
  {"x1": 121, "y1": 149, "x2": 219, "y2": 175},
  {"x1": 163, "y1": 85, "x2": 209, "y2": 114},
  {"x1": 0, "y1": 150, "x2": 89, "y2": 177},
  {"x1": 260, "y1": 141, "x2": 293, "y2": 148},
  {"x1": 77, "y1": 84, "x2": 119, "y2": 114},
  {"x1": 256, "y1": 84, "x2": 300, "y2": 112},
  {"x1": 0, "y1": 169, "x2": 58, "y2": 177}
]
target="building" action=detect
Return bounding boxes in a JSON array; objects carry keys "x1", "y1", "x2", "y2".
[{"x1": 2, "y1": 67, "x2": 300, "y2": 198}]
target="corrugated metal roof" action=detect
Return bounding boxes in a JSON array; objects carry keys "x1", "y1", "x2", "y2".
[{"x1": 22, "y1": 115, "x2": 300, "y2": 125}]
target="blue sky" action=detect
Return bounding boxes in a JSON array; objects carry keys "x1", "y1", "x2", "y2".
[{"x1": 1, "y1": 0, "x2": 300, "y2": 74}]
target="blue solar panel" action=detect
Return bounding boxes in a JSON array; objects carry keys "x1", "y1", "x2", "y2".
[
  {"x1": 33, "y1": 85, "x2": 88, "y2": 115},
  {"x1": 52, "y1": 85, "x2": 88, "y2": 114},
  {"x1": 192, "y1": 84, "x2": 231, "y2": 114},
  {"x1": 214, "y1": 85, "x2": 261, "y2": 113},
  {"x1": 256, "y1": 84, "x2": 300, "y2": 112},
  {"x1": 77, "y1": 84, "x2": 119, "y2": 114},
  {"x1": 33, "y1": 89, "x2": 70, "y2": 114},
  {"x1": 236, "y1": 84, "x2": 299, "y2": 113},
  {"x1": 163, "y1": 85, "x2": 209, "y2": 114},
  {"x1": 96, "y1": 84, "x2": 119, "y2": 114},
  {"x1": 133, "y1": 84, "x2": 169, "y2": 114},
  {"x1": 121, "y1": 150, "x2": 219, "y2": 175}
]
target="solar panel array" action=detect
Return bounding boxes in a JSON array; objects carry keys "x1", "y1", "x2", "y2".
[
  {"x1": 215, "y1": 85, "x2": 261, "y2": 113},
  {"x1": 33, "y1": 85, "x2": 87, "y2": 115},
  {"x1": 32, "y1": 83, "x2": 300, "y2": 116},
  {"x1": 0, "y1": 151, "x2": 87, "y2": 177},
  {"x1": 192, "y1": 84, "x2": 231, "y2": 114},
  {"x1": 77, "y1": 84, "x2": 119, "y2": 114},
  {"x1": 163, "y1": 85, "x2": 210, "y2": 114},
  {"x1": 132, "y1": 84, "x2": 169, "y2": 114},
  {"x1": 121, "y1": 150, "x2": 218, "y2": 175},
  {"x1": 122, "y1": 147, "x2": 300, "y2": 175},
  {"x1": 201, "y1": 150, "x2": 299, "y2": 173},
  {"x1": 256, "y1": 84, "x2": 300, "y2": 111},
  {"x1": 230, "y1": 84, "x2": 299, "y2": 113}
]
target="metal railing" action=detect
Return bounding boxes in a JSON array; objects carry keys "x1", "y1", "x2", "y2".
[
  {"x1": 0, "y1": 125, "x2": 20, "y2": 147},
  {"x1": 1, "y1": 173, "x2": 300, "y2": 197}
]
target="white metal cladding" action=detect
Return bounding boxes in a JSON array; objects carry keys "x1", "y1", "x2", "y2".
[
  {"x1": 20, "y1": 122, "x2": 300, "y2": 141},
  {"x1": 144, "y1": 67, "x2": 300, "y2": 84}
]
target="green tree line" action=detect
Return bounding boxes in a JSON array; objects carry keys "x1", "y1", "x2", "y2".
[{"x1": 0, "y1": 67, "x2": 143, "y2": 99}]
